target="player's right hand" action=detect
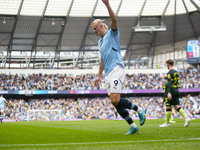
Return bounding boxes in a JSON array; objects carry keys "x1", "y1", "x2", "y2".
[
  {"x1": 95, "y1": 76, "x2": 100, "y2": 87},
  {"x1": 167, "y1": 93, "x2": 172, "y2": 101}
]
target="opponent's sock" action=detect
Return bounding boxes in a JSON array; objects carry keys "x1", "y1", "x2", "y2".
[
  {"x1": 166, "y1": 110, "x2": 172, "y2": 124},
  {"x1": 119, "y1": 98, "x2": 142, "y2": 113},
  {"x1": 177, "y1": 107, "x2": 187, "y2": 119},
  {"x1": 115, "y1": 105, "x2": 133, "y2": 125}
]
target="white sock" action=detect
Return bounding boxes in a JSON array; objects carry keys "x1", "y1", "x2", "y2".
[
  {"x1": 130, "y1": 122, "x2": 137, "y2": 128},
  {"x1": 137, "y1": 107, "x2": 143, "y2": 114}
]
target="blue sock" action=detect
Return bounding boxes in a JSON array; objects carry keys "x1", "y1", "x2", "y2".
[
  {"x1": 119, "y1": 98, "x2": 138, "y2": 111},
  {"x1": 115, "y1": 105, "x2": 133, "y2": 125}
]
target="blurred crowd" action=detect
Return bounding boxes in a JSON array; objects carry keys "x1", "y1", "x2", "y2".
[
  {"x1": 2, "y1": 95, "x2": 200, "y2": 121},
  {"x1": 0, "y1": 67, "x2": 199, "y2": 90}
]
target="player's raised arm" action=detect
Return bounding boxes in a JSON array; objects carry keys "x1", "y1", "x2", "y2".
[{"x1": 102, "y1": 0, "x2": 118, "y2": 30}]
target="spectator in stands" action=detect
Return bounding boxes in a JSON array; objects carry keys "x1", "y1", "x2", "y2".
[
  {"x1": 0, "y1": 66, "x2": 199, "y2": 90},
  {"x1": 1, "y1": 94, "x2": 199, "y2": 121},
  {"x1": 187, "y1": 94, "x2": 198, "y2": 118}
]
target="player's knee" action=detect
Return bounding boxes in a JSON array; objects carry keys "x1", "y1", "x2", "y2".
[
  {"x1": 110, "y1": 94, "x2": 120, "y2": 106},
  {"x1": 176, "y1": 107, "x2": 181, "y2": 112},
  {"x1": 111, "y1": 99, "x2": 119, "y2": 106},
  {"x1": 110, "y1": 97, "x2": 120, "y2": 106},
  {"x1": 166, "y1": 108, "x2": 171, "y2": 111}
]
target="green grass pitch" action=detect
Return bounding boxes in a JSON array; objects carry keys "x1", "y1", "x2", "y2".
[{"x1": 0, "y1": 119, "x2": 200, "y2": 150}]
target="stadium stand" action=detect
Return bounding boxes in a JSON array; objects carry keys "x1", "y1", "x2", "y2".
[
  {"x1": 2, "y1": 95, "x2": 200, "y2": 122},
  {"x1": 0, "y1": 66, "x2": 199, "y2": 122},
  {"x1": 0, "y1": 67, "x2": 199, "y2": 90}
]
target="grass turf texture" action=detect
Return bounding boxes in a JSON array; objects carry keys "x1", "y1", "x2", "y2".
[{"x1": 0, "y1": 119, "x2": 200, "y2": 150}]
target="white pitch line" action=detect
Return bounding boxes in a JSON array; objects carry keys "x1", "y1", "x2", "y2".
[{"x1": 0, "y1": 138, "x2": 200, "y2": 147}]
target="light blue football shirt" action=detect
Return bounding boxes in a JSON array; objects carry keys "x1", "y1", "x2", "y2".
[
  {"x1": 0, "y1": 97, "x2": 6, "y2": 109},
  {"x1": 98, "y1": 28, "x2": 124, "y2": 75},
  {"x1": 189, "y1": 96, "x2": 197, "y2": 106}
]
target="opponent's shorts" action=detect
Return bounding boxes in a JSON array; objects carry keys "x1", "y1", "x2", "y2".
[
  {"x1": 105, "y1": 65, "x2": 125, "y2": 96},
  {"x1": 165, "y1": 93, "x2": 180, "y2": 106}
]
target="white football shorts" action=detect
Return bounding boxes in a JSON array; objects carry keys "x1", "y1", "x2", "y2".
[{"x1": 105, "y1": 65, "x2": 125, "y2": 96}]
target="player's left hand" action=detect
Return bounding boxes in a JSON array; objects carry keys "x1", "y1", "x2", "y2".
[
  {"x1": 94, "y1": 76, "x2": 100, "y2": 87},
  {"x1": 102, "y1": 0, "x2": 109, "y2": 5}
]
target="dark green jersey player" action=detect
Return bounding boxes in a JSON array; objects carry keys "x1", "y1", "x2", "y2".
[
  {"x1": 166, "y1": 68, "x2": 180, "y2": 105},
  {"x1": 163, "y1": 80, "x2": 176, "y2": 123},
  {"x1": 160, "y1": 59, "x2": 191, "y2": 128}
]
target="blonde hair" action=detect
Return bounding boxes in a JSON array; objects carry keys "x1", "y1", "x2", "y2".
[{"x1": 93, "y1": 19, "x2": 108, "y2": 30}]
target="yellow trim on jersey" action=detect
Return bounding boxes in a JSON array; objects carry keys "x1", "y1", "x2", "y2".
[{"x1": 172, "y1": 72, "x2": 179, "y2": 88}]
